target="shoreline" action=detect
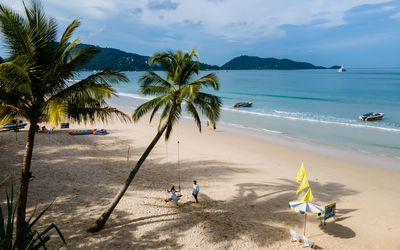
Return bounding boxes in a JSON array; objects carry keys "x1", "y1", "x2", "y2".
[
  {"x1": 212, "y1": 119, "x2": 400, "y2": 172},
  {"x1": 117, "y1": 103, "x2": 400, "y2": 172},
  {"x1": 110, "y1": 90, "x2": 400, "y2": 161}
]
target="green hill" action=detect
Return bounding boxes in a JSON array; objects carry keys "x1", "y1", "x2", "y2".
[
  {"x1": 221, "y1": 55, "x2": 326, "y2": 70},
  {"x1": 76, "y1": 44, "x2": 219, "y2": 71},
  {"x1": 0, "y1": 45, "x2": 337, "y2": 71}
]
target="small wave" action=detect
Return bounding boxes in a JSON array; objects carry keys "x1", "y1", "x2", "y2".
[
  {"x1": 224, "y1": 91, "x2": 337, "y2": 102},
  {"x1": 118, "y1": 92, "x2": 152, "y2": 101},
  {"x1": 262, "y1": 128, "x2": 283, "y2": 134},
  {"x1": 272, "y1": 110, "x2": 303, "y2": 116},
  {"x1": 217, "y1": 121, "x2": 283, "y2": 134},
  {"x1": 222, "y1": 107, "x2": 400, "y2": 133}
]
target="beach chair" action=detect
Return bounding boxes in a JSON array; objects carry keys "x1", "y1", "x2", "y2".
[
  {"x1": 60, "y1": 122, "x2": 69, "y2": 128},
  {"x1": 290, "y1": 229, "x2": 301, "y2": 246},
  {"x1": 321, "y1": 202, "x2": 336, "y2": 225},
  {"x1": 301, "y1": 236, "x2": 314, "y2": 249}
]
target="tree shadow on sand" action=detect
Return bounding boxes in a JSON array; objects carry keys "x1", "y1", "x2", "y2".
[
  {"x1": 84, "y1": 179, "x2": 358, "y2": 249},
  {"x1": 0, "y1": 129, "x2": 358, "y2": 249}
]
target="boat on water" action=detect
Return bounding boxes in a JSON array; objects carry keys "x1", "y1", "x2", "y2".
[
  {"x1": 233, "y1": 102, "x2": 253, "y2": 108},
  {"x1": 359, "y1": 112, "x2": 384, "y2": 121},
  {"x1": 338, "y1": 66, "x2": 346, "y2": 72}
]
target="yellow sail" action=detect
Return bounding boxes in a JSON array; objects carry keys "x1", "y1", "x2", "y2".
[
  {"x1": 295, "y1": 163, "x2": 306, "y2": 183},
  {"x1": 301, "y1": 188, "x2": 314, "y2": 202},
  {"x1": 296, "y1": 175, "x2": 310, "y2": 195}
]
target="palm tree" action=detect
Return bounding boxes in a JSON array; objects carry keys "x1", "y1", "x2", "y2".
[
  {"x1": 0, "y1": 0, "x2": 129, "y2": 243},
  {"x1": 87, "y1": 49, "x2": 222, "y2": 232}
]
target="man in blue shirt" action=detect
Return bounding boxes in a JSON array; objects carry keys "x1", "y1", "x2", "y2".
[{"x1": 192, "y1": 180, "x2": 200, "y2": 203}]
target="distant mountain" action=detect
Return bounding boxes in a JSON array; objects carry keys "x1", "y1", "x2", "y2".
[
  {"x1": 221, "y1": 55, "x2": 328, "y2": 70},
  {"x1": 0, "y1": 45, "x2": 337, "y2": 71},
  {"x1": 76, "y1": 44, "x2": 219, "y2": 71}
]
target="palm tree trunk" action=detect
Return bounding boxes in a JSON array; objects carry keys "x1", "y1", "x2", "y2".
[
  {"x1": 16, "y1": 123, "x2": 37, "y2": 244},
  {"x1": 87, "y1": 123, "x2": 167, "y2": 233}
]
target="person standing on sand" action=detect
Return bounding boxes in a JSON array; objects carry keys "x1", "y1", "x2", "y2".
[
  {"x1": 212, "y1": 122, "x2": 216, "y2": 131},
  {"x1": 206, "y1": 120, "x2": 210, "y2": 128},
  {"x1": 192, "y1": 180, "x2": 200, "y2": 203}
]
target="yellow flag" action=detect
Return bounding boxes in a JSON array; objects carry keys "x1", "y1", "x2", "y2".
[
  {"x1": 296, "y1": 175, "x2": 309, "y2": 195},
  {"x1": 295, "y1": 163, "x2": 306, "y2": 183},
  {"x1": 301, "y1": 188, "x2": 314, "y2": 202}
]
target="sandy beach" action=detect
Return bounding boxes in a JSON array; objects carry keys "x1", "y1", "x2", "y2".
[{"x1": 1, "y1": 116, "x2": 399, "y2": 249}]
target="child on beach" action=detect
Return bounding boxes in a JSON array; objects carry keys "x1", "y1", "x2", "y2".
[
  {"x1": 165, "y1": 185, "x2": 181, "y2": 206},
  {"x1": 192, "y1": 180, "x2": 199, "y2": 203}
]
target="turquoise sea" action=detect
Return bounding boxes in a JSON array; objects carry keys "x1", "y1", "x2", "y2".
[{"x1": 77, "y1": 69, "x2": 400, "y2": 158}]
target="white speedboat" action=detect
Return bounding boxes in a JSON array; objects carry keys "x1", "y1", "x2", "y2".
[
  {"x1": 338, "y1": 66, "x2": 346, "y2": 72},
  {"x1": 359, "y1": 112, "x2": 384, "y2": 121}
]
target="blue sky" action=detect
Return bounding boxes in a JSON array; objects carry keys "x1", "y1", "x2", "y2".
[{"x1": 4, "y1": 0, "x2": 400, "y2": 67}]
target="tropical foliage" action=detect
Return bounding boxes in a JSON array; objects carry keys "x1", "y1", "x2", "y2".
[
  {"x1": 0, "y1": 0, "x2": 129, "y2": 243},
  {"x1": 0, "y1": 176, "x2": 67, "y2": 249},
  {"x1": 87, "y1": 49, "x2": 222, "y2": 232}
]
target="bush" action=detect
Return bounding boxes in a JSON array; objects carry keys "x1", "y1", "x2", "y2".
[{"x1": 0, "y1": 175, "x2": 67, "y2": 249}]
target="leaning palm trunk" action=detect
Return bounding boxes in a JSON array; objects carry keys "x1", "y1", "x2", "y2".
[
  {"x1": 16, "y1": 122, "x2": 37, "y2": 243},
  {"x1": 87, "y1": 124, "x2": 167, "y2": 233}
]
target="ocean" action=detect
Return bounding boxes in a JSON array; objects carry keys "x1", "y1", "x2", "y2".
[{"x1": 76, "y1": 69, "x2": 400, "y2": 159}]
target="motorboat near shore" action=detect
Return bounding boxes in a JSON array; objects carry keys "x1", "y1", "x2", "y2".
[
  {"x1": 233, "y1": 102, "x2": 253, "y2": 108},
  {"x1": 359, "y1": 112, "x2": 384, "y2": 121}
]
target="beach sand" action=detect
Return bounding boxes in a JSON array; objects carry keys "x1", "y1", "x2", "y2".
[{"x1": 1, "y1": 116, "x2": 399, "y2": 249}]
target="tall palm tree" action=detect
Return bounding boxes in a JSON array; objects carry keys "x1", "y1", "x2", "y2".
[
  {"x1": 87, "y1": 49, "x2": 222, "y2": 232},
  {"x1": 0, "y1": 0, "x2": 129, "y2": 243}
]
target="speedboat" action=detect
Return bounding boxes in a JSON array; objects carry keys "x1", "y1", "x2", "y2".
[
  {"x1": 2, "y1": 119, "x2": 28, "y2": 131},
  {"x1": 233, "y1": 102, "x2": 252, "y2": 108},
  {"x1": 359, "y1": 112, "x2": 384, "y2": 121},
  {"x1": 338, "y1": 66, "x2": 346, "y2": 72}
]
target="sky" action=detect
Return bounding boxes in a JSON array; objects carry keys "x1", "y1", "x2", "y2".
[{"x1": 3, "y1": 0, "x2": 400, "y2": 67}]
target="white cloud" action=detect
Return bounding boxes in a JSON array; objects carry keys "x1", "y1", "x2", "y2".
[
  {"x1": 390, "y1": 12, "x2": 400, "y2": 18},
  {"x1": 5, "y1": 0, "x2": 393, "y2": 40},
  {"x1": 89, "y1": 24, "x2": 107, "y2": 38},
  {"x1": 137, "y1": 0, "x2": 392, "y2": 39}
]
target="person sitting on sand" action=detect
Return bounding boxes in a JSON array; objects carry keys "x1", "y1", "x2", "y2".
[
  {"x1": 192, "y1": 180, "x2": 199, "y2": 203},
  {"x1": 165, "y1": 185, "x2": 181, "y2": 206},
  {"x1": 41, "y1": 126, "x2": 52, "y2": 134}
]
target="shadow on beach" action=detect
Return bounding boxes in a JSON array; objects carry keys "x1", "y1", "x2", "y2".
[{"x1": 0, "y1": 128, "x2": 358, "y2": 249}]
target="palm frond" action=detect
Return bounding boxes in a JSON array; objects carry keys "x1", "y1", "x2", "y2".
[
  {"x1": 194, "y1": 92, "x2": 222, "y2": 123},
  {"x1": 0, "y1": 3, "x2": 31, "y2": 58},
  {"x1": 42, "y1": 98, "x2": 66, "y2": 125},
  {"x1": 149, "y1": 93, "x2": 174, "y2": 123},
  {"x1": 0, "y1": 58, "x2": 33, "y2": 97},
  {"x1": 0, "y1": 103, "x2": 23, "y2": 124},
  {"x1": 67, "y1": 104, "x2": 130, "y2": 124},
  {"x1": 140, "y1": 85, "x2": 171, "y2": 96},
  {"x1": 132, "y1": 96, "x2": 165, "y2": 122},
  {"x1": 49, "y1": 70, "x2": 127, "y2": 101},
  {"x1": 139, "y1": 71, "x2": 173, "y2": 89},
  {"x1": 186, "y1": 73, "x2": 219, "y2": 90},
  {"x1": 56, "y1": 19, "x2": 81, "y2": 56},
  {"x1": 165, "y1": 104, "x2": 181, "y2": 139},
  {"x1": 186, "y1": 102, "x2": 201, "y2": 132},
  {"x1": 180, "y1": 83, "x2": 201, "y2": 103}
]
